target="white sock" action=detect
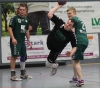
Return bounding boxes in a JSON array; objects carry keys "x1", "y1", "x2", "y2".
[
  {"x1": 20, "y1": 62, "x2": 25, "y2": 70},
  {"x1": 79, "y1": 79, "x2": 82, "y2": 81},
  {"x1": 74, "y1": 77, "x2": 78, "y2": 78},
  {"x1": 45, "y1": 60, "x2": 52, "y2": 68},
  {"x1": 11, "y1": 69, "x2": 15, "y2": 71}
]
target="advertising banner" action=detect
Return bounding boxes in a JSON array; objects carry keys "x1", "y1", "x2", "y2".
[
  {"x1": 1, "y1": 34, "x2": 99, "y2": 63},
  {"x1": 49, "y1": 1, "x2": 100, "y2": 33}
]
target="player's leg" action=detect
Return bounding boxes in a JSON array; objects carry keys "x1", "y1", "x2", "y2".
[
  {"x1": 73, "y1": 60, "x2": 83, "y2": 87},
  {"x1": 46, "y1": 36, "x2": 62, "y2": 75},
  {"x1": 20, "y1": 43, "x2": 32, "y2": 79},
  {"x1": 70, "y1": 45, "x2": 83, "y2": 85},
  {"x1": 47, "y1": 50, "x2": 62, "y2": 76},
  {"x1": 75, "y1": 45, "x2": 88, "y2": 87},
  {"x1": 20, "y1": 43, "x2": 27, "y2": 72},
  {"x1": 10, "y1": 56, "x2": 17, "y2": 80},
  {"x1": 71, "y1": 44, "x2": 87, "y2": 87},
  {"x1": 46, "y1": 36, "x2": 53, "y2": 68},
  {"x1": 69, "y1": 59, "x2": 78, "y2": 83},
  {"x1": 10, "y1": 42, "x2": 22, "y2": 81}
]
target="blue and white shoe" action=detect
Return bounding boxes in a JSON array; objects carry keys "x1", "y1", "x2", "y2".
[
  {"x1": 76, "y1": 80, "x2": 84, "y2": 87},
  {"x1": 69, "y1": 77, "x2": 78, "y2": 83}
]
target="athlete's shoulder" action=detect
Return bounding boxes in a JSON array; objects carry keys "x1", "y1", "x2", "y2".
[
  {"x1": 24, "y1": 17, "x2": 29, "y2": 23},
  {"x1": 72, "y1": 16, "x2": 79, "y2": 20},
  {"x1": 24, "y1": 16, "x2": 28, "y2": 19},
  {"x1": 23, "y1": 16, "x2": 28, "y2": 20},
  {"x1": 11, "y1": 15, "x2": 19, "y2": 21},
  {"x1": 9, "y1": 15, "x2": 18, "y2": 23},
  {"x1": 72, "y1": 16, "x2": 80, "y2": 24},
  {"x1": 14, "y1": 15, "x2": 19, "y2": 18}
]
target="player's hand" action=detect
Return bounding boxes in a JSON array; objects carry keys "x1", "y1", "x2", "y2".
[
  {"x1": 12, "y1": 38, "x2": 17, "y2": 45},
  {"x1": 57, "y1": 4, "x2": 64, "y2": 7},
  {"x1": 29, "y1": 42, "x2": 32, "y2": 49},
  {"x1": 65, "y1": 51, "x2": 71, "y2": 57},
  {"x1": 71, "y1": 28, "x2": 75, "y2": 32}
]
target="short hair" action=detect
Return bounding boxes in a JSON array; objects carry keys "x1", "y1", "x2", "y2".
[
  {"x1": 17, "y1": 3, "x2": 28, "y2": 16},
  {"x1": 18, "y1": 3, "x2": 28, "y2": 10},
  {"x1": 67, "y1": 7, "x2": 76, "y2": 12}
]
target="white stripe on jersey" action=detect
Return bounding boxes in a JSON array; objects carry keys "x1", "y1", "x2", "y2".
[{"x1": 14, "y1": 45, "x2": 17, "y2": 55}]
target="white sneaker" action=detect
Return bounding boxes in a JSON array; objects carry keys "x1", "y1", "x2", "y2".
[
  {"x1": 50, "y1": 63, "x2": 59, "y2": 76},
  {"x1": 11, "y1": 76, "x2": 22, "y2": 81},
  {"x1": 45, "y1": 60, "x2": 52, "y2": 68}
]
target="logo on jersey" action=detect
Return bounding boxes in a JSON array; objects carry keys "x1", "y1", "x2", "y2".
[
  {"x1": 18, "y1": 19, "x2": 21, "y2": 23},
  {"x1": 20, "y1": 25, "x2": 26, "y2": 33},
  {"x1": 25, "y1": 20, "x2": 27, "y2": 23},
  {"x1": 55, "y1": 30, "x2": 66, "y2": 42}
]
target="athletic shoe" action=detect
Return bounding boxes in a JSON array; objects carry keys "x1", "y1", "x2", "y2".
[
  {"x1": 69, "y1": 77, "x2": 78, "y2": 83},
  {"x1": 76, "y1": 80, "x2": 84, "y2": 87},
  {"x1": 20, "y1": 70, "x2": 33, "y2": 79},
  {"x1": 11, "y1": 71, "x2": 22, "y2": 81},
  {"x1": 50, "y1": 63, "x2": 59, "y2": 76},
  {"x1": 11, "y1": 76, "x2": 22, "y2": 81}
]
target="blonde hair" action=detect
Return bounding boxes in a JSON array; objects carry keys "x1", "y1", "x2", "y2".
[{"x1": 67, "y1": 7, "x2": 76, "y2": 12}]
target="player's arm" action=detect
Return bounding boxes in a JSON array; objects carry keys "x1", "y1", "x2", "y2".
[
  {"x1": 47, "y1": 4, "x2": 64, "y2": 26},
  {"x1": 47, "y1": 4, "x2": 63, "y2": 19},
  {"x1": 70, "y1": 33, "x2": 77, "y2": 56},
  {"x1": 8, "y1": 17, "x2": 17, "y2": 45},
  {"x1": 26, "y1": 26, "x2": 32, "y2": 48},
  {"x1": 8, "y1": 27, "x2": 17, "y2": 45},
  {"x1": 8, "y1": 27, "x2": 15, "y2": 40},
  {"x1": 26, "y1": 30, "x2": 30, "y2": 42},
  {"x1": 26, "y1": 19, "x2": 31, "y2": 41},
  {"x1": 70, "y1": 47, "x2": 76, "y2": 56},
  {"x1": 66, "y1": 33, "x2": 77, "y2": 57},
  {"x1": 71, "y1": 27, "x2": 75, "y2": 32},
  {"x1": 28, "y1": 25, "x2": 32, "y2": 31}
]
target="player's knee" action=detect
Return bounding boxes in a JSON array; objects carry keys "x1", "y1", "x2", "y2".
[{"x1": 20, "y1": 56, "x2": 27, "y2": 62}]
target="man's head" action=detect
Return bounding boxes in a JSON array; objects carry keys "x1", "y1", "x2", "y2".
[
  {"x1": 67, "y1": 7, "x2": 76, "y2": 19},
  {"x1": 17, "y1": 4, "x2": 28, "y2": 17},
  {"x1": 64, "y1": 19, "x2": 75, "y2": 31}
]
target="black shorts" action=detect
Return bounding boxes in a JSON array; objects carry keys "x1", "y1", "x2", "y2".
[
  {"x1": 47, "y1": 37, "x2": 63, "y2": 63},
  {"x1": 47, "y1": 50, "x2": 62, "y2": 63}
]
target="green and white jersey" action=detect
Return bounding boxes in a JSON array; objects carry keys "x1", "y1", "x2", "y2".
[
  {"x1": 9, "y1": 15, "x2": 29, "y2": 43},
  {"x1": 72, "y1": 16, "x2": 88, "y2": 46}
]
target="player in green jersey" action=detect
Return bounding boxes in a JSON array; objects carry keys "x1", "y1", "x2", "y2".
[
  {"x1": 8, "y1": 4, "x2": 32, "y2": 81},
  {"x1": 67, "y1": 7, "x2": 88, "y2": 87}
]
